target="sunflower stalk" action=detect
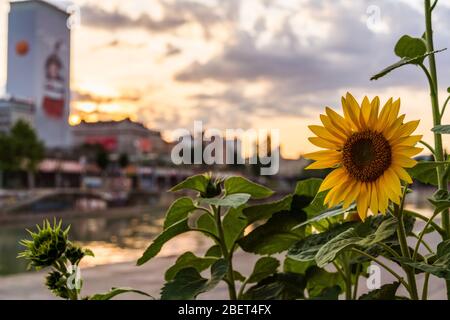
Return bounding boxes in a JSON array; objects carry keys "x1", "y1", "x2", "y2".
[
  {"x1": 424, "y1": 0, "x2": 450, "y2": 300},
  {"x1": 212, "y1": 205, "x2": 237, "y2": 300},
  {"x1": 392, "y1": 186, "x2": 420, "y2": 300}
]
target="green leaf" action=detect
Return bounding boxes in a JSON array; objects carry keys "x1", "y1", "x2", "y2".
[
  {"x1": 429, "y1": 189, "x2": 450, "y2": 213},
  {"x1": 239, "y1": 210, "x2": 307, "y2": 255},
  {"x1": 432, "y1": 125, "x2": 450, "y2": 134},
  {"x1": 233, "y1": 271, "x2": 246, "y2": 282},
  {"x1": 222, "y1": 207, "x2": 248, "y2": 250},
  {"x1": 283, "y1": 257, "x2": 315, "y2": 275},
  {"x1": 243, "y1": 195, "x2": 292, "y2": 224},
  {"x1": 288, "y1": 222, "x2": 356, "y2": 262},
  {"x1": 160, "y1": 259, "x2": 228, "y2": 300},
  {"x1": 205, "y1": 245, "x2": 222, "y2": 257},
  {"x1": 401, "y1": 240, "x2": 450, "y2": 280},
  {"x1": 407, "y1": 161, "x2": 446, "y2": 186},
  {"x1": 305, "y1": 266, "x2": 344, "y2": 298},
  {"x1": 315, "y1": 218, "x2": 398, "y2": 268},
  {"x1": 163, "y1": 197, "x2": 197, "y2": 230},
  {"x1": 84, "y1": 248, "x2": 95, "y2": 257},
  {"x1": 359, "y1": 282, "x2": 400, "y2": 300},
  {"x1": 242, "y1": 273, "x2": 306, "y2": 300},
  {"x1": 358, "y1": 218, "x2": 399, "y2": 247},
  {"x1": 224, "y1": 176, "x2": 274, "y2": 199},
  {"x1": 294, "y1": 178, "x2": 322, "y2": 198},
  {"x1": 165, "y1": 252, "x2": 217, "y2": 281},
  {"x1": 199, "y1": 193, "x2": 251, "y2": 209},
  {"x1": 309, "y1": 286, "x2": 341, "y2": 300},
  {"x1": 294, "y1": 203, "x2": 356, "y2": 230},
  {"x1": 170, "y1": 174, "x2": 209, "y2": 193},
  {"x1": 247, "y1": 257, "x2": 280, "y2": 283},
  {"x1": 370, "y1": 49, "x2": 445, "y2": 81},
  {"x1": 315, "y1": 228, "x2": 361, "y2": 268},
  {"x1": 394, "y1": 35, "x2": 427, "y2": 61},
  {"x1": 137, "y1": 219, "x2": 190, "y2": 266},
  {"x1": 90, "y1": 288, "x2": 153, "y2": 300},
  {"x1": 196, "y1": 212, "x2": 218, "y2": 237}
]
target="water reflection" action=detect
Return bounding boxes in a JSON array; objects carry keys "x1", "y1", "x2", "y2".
[
  {"x1": 0, "y1": 207, "x2": 212, "y2": 276},
  {"x1": 0, "y1": 186, "x2": 436, "y2": 276}
]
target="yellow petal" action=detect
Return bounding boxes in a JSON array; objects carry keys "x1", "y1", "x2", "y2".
[
  {"x1": 305, "y1": 159, "x2": 341, "y2": 169},
  {"x1": 343, "y1": 181, "x2": 360, "y2": 208},
  {"x1": 329, "y1": 177, "x2": 355, "y2": 207},
  {"x1": 325, "y1": 107, "x2": 352, "y2": 136},
  {"x1": 383, "y1": 169, "x2": 401, "y2": 204},
  {"x1": 376, "y1": 180, "x2": 388, "y2": 214},
  {"x1": 342, "y1": 94, "x2": 361, "y2": 131},
  {"x1": 392, "y1": 146, "x2": 423, "y2": 157},
  {"x1": 375, "y1": 98, "x2": 393, "y2": 132},
  {"x1": 384, "y1": 114, "x2": 406, "y2": 140},
  {"x1": 304, "y1": 150, "x2": 342, "y2": 161},
  {"x1": 368, "y1": 96, "x2": 380, "y2": 127},
  {"x1": 391, "y1": 165, "x2": 413, "y2": 184},
  {"x1": 392, "y1": 155, "x2": 417, "y2": 168},
  {"x1": 395, "y1": 120, "x2": 420, "y2": 138},
  {"x1": 357, "y1": 183, "x2": 369, "y2": 220},
  {"x1": 393, "y1": 135, "x2": 423, "y2": 147},
  {"x1": 308, "y1": 137, "x2": 340, "y2": 149},
  {"x1": 360, "y1": 96, "x2": 371, "y2": 128},
  {"x1": 308, "y1": 125, "x2": 345, "y2": 145},
  {"x1": 320, "y1": 114, "x2": 348, "y2": 141},
  {"x1": 319, "y1": 168, "x2": 347, "y2": 192},
  {"x1": 370, "y1": 182, "x2": 379, "y2": 215},
  {"x1": 385, "y1": 98, "x2": 401, "y2": 128}
]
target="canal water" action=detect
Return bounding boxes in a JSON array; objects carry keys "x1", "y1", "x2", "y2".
[
  {"x1": 0, "y1": 206, "x2": 211, "y2": 276},
  {"x1": 0, "y1": 187, "x2": 435, "y2": 277}
]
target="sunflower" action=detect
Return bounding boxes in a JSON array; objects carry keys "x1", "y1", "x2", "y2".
[{"x1": 305, "y1": 93, "x2": 422, "y2": 220}]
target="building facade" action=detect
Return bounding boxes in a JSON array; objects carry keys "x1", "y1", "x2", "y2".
[
  {"x1": 6, "y1": 0, "x2": 71, "y2": 148},
  {"x1": 71, "y1": 119, "x2": 170, "y2": 160},
  {"x1": 0, "y1": 97, "x2": 35, "y2": 133}
]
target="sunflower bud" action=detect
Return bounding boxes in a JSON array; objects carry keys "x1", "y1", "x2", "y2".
[
  {"x1": 201, "y1": 175, "x2": 223, "y2": 198},
  {"x1": 45, "y1": 271, "x2": 70, "y2": 299},
  {"x1": 65, "y1": 244, "x2": 85, "y2": 265},
  {"x1": 19, "y1": 220, "x2": 69, "y2": 269}
]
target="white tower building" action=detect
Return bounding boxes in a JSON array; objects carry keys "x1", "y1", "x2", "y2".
[{"x1": 6, "y1": 0, "x2": 71, "y2": 148}]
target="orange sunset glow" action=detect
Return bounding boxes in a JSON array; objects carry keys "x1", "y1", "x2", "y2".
[{"x1": 2, "y1": 0, "x2": 450, "y2": 158}]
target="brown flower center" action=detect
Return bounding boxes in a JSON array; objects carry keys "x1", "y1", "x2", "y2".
[{"x1": 342, "y1": 130, "x2": 391, "y2": 182}]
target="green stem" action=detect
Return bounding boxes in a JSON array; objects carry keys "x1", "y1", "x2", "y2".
[
  {"x1": 237, "y1": 278, "x2": 249, "y2": 300},
  {"x1": 412, "y1": 210, "x2": 439, "y2": 261},
  {"x1": 440, "y1": 95, "x2": 450, "y2": 120},
  {"x1": 212, "y1": 205, "x2": 237, "y2": 300},
  {"x1": 418, "y1": 140, "x2": 435, "y2": 155},
  {"x1": 410, "y1": 233, "x2": 434, "y2": 253},
  {"x1": 394, "y1": 198, "x2": 419, "y2": 300},
  {"x1": 424, "y1": 0, "x2": 450, "y2": 299},
  {"x1": 377, "y1": 242, "x2": 402, "y2": 259},
  {"x1": 422, "y1": 273, "x2": 431, "y2": 300},
  {"x1": 342, "y1": 256, "x2": 352, "y2": 300},
  {"x1": 351, "y1": 248, "x2": 411, "y2": 294},
  {"x1": 352, "y1": 264, "x2": 361, "y2": 300},
  {"x1": 404, "y1": 210, "x2": 446, "y2": 237}
]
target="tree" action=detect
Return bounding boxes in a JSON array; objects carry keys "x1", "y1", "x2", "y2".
[
  {"x1": 0, "y1": 134, "x2": 20, "y2": 188},
  {"x1": 9, "y1": 120, "x2": 45, "y2": 188}
]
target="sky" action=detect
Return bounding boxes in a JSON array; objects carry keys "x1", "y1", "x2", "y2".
[{"x1": 1, "y1": 0, "x2": 450, "y2": 159}]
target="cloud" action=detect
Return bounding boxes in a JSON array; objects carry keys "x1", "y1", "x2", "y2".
[
  {"x1": 174, "y1": 0, "x2": 450, "y2": 118},
  {"x1": 80, "y1": 0, "x2": 226, "y2": 36},
  {"x1": 164, "y1": 43, "x2": 182, "y2": 57},
  {"x1": 80, "y1": 4, "x2": 187, "y2": 32}
]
